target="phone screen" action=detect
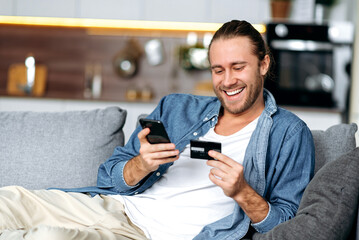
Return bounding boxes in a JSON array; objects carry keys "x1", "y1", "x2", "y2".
[{"x1": 139, "y1": 119, "x2": 171, "y2": 144}]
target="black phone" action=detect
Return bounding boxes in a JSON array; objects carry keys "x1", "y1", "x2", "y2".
[{"x1": 139, "y1": 118, "x2": 171, "y2": 144}]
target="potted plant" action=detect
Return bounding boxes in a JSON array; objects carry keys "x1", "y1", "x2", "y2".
[{"x1": 271, "y1": 0, "x2": 292, "y2": 20}]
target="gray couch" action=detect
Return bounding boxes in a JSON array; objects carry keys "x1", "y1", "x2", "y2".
[{"x1": 0, "y1": 107, "x2": 358, "y2": 239}]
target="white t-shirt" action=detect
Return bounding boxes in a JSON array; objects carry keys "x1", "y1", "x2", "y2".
[{"x1": 112, "y1": 118, "x2": 258, "y2": 240}]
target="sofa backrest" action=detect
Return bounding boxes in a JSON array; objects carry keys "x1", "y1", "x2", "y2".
[
  {"x1": 310, "y1": 123, "x2": 358, "y2": 240},
  {"x1": 311, "y1": 123, "x2": 358, "y2": 174},
  {"x1": 0, "y1": 107, "x2": 126, "y2": 190}
]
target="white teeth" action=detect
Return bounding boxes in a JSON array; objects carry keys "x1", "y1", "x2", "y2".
[{"x1": 226, "y1": 88, "x2": 244, "y2": 96}]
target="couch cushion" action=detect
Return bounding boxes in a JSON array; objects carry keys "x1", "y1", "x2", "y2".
[
  {"x1": 0, "y1": 107, "x2": 126, "y2": 189},
  {"x1": 311, "y1": 123, "x2": 357, "y2": 173},
  {"x1": 356, "y1": 207, "x2": 359, "y2": 240},
  {"x1": 253, "y1": 147, "x2": 359, "y2": 240}
]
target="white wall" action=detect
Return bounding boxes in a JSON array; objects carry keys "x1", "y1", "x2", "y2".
[
  {"x1": 349, "y1": 0, "x2": 359, "y2": 146},
  {"x1": 0, "y1": 0, "x2": 270, "y2": 23},
  {"x1": 0, "y1": 0, "x2": 355, "y2": 24}
]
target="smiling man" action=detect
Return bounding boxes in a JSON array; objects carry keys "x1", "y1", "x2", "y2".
[
  {"x1": 210, "y1": 37, "x2": 267, "y2": 117},
  {"x1": 95, "y1": 20, "x2": 315, "y2": 239},
  {"x1": 0, "y1": 20, "x2": 315, "y2": 240}
]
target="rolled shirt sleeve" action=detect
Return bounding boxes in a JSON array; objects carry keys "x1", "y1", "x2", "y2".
[{"x1": 251, "y1": 202, "x2": 281, "y2": 233}]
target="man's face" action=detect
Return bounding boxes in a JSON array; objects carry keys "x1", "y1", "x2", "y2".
[{"x1": 209, "y1": 37, "x2": 268, "y2": 116}]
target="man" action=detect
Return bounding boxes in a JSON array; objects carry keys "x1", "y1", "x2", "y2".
[
  {"x1": 0, "y1": 20, "x2": 314, "y2": 240},
  {"x1": 94, "y1": 20, "x2": 314, "y2": 239}
]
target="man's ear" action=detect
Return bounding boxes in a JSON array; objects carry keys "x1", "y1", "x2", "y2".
[{"x1": 260, "y1": 55, "x2": 270, "y2": 76}]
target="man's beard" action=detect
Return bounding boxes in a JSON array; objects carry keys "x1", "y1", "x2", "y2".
[{"x1": 214, "y1": 70, "x2": 263, "y2": 115}]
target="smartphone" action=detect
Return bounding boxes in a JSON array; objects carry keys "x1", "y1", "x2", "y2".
[{"x1": 139, "y1": 118, "x2": 171, "y2": 144}]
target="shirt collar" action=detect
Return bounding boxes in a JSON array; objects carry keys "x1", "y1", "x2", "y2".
[{"x1": 263, "y1": 88, "x2": 278, "y2": 117}]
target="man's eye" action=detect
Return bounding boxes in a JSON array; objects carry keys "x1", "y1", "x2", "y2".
[
  {"x1": 234, "y1": 66, "x2": 244, "y2": 71},
  {"x1": 212, "y1": 69, "x2": 223, "y2": 74}
]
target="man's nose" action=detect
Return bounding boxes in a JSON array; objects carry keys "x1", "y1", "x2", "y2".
[{"x1": 223, "y1": 71, "x2": 237, "y2": 87}]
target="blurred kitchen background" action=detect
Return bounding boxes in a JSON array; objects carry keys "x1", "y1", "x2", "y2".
[{"x1": 0, "y1": 0, "x2": 358, "y2": 144}]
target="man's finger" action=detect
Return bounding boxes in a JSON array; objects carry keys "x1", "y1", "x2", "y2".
[
  {"x1": 138, "y1": 128, "x2": 151, "y2": 143},
  {"x1": 208, "y1": 150, "x2": 235, "y2": 166}
]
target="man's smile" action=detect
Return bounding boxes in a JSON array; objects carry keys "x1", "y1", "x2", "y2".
[{"x1": 224, "y1": 87, "x2": 245, "y2": 96}]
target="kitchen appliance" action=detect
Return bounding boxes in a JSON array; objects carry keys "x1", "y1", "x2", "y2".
[
  {"x1": 265, "y1": 22, "x2": 354, "y2": 112},
  {"x1": 113, "y1": 38, "x2": 143, "y2": 79},
  {"x1": 145, "y1": 39, "x2": 164, "y2": 66}
]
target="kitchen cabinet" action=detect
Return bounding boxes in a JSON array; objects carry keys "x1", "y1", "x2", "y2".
[
  {"x1": 144, "y1": 0, "x2": 210, "y2": 22},
  {"x1": 209, "y1": 0, "x2": 269, "y2": 24},
  {"x1": 1, "y1": 0, "x2": 355, "y2": 25},
  {"x1": 16, "y1": 0, "x2": 77, "y2": 18},
  {"x1": 0, "y1": 23, "x2": 212, "y2": 103},
  {"x1": 7, "y1": 0, "x2": 271, "y2": 24},
  {"x1": 78, "y1": 0, "x2": 143, "y2": 20},
  {"x1": 0, "y1": 0, "x2": 12, "y2": 15}
]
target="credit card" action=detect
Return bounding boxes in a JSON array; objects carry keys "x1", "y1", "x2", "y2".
[{"x1": 190, "y1": 140, "x2": 221, "y2": 160}]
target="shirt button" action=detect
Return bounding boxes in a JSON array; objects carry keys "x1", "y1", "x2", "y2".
[
  {"x1": 204, "y1": 117, "x2": 208, "y2": 121},
  {"x1": 212, "y1": 118, "x2": 215, "y2": 121},
  {"x1": 193, "y1": 132, "x2": 198, "y2": 136},
  {"x1": 156, "y1": 172, "x2": 161, "y2": 176}
]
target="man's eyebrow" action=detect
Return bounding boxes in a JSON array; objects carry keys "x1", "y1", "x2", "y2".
[
  {"x1": 210, "y1": 65, "x2": 222, "y2": 69},
  {"x1": 231, "y1": 61, "x2": 247, "y2": 66},
  {"x1": 211, "y1": 61, "x2": 247, "y2": 69}
]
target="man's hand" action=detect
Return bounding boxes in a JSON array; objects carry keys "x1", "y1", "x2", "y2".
[
  {"x1": 207, "y1": 150, "x2": 269, "y2": 224},
  {"x1": 123, "y1": 128, "x2": 179, "y2": 186}
]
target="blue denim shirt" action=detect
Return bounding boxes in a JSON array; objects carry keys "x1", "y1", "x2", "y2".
[{"x1": 69, "y1": 89, "x2": 315, "y2": 240}]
